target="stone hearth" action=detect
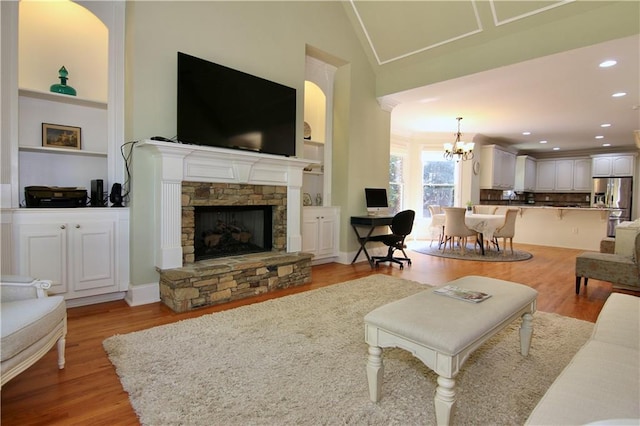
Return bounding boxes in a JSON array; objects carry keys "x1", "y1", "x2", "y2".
[{"x1": 159, "y1": 251, "x2": 312, "y2": 313}]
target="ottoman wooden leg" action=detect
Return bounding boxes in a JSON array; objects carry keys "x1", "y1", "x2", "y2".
[
  {"x1": 575, "y1": 276, "x2": 581, "y2": 294},
  {"x1": 519, "y1": 312, "x2": 533, "y2": 356},
  {"x1": 366, "y1": 345, "x2": 384, "y2": 402},
  {"x1": 434, "y1": 376, "x2": 456, "y2": 426}
]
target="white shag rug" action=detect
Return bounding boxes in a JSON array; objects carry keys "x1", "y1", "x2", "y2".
[{"x1": 103, "y1": 275, "x2": 594, "y2": 425}]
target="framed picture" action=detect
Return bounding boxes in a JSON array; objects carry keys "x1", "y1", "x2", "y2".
[{"x1": 42, "y1": 123, "x2": 81, "y2": 150}]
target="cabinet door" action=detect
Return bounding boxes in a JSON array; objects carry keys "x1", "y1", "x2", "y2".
[
  {"x1": 17, "y1": 223, "x2": 67, "y2": 294},
  {"x1": 612, "y1": 156, "x2": 634, "y2": 176},
  {"x1": 301, "y1": 211, "x2": 320, "y2": 254},
  {"x1": 317, "y1": 214, "x2": 336, "y2": 256},
  {"x1": 573, "y1": 159, "x2": 592, "y2": 191},
  {"x1": 524, "y1": 157, "x2": 537, "y2": 190},
  {"x1": 592, "y1": 157, "x2": 612, "y2": 177},
  {"x1": 555, "y1": 160, "x2": 574, "y2": 191},
  {"x1": 501, "y1": 151, "x2": 516, "y2": 189},
  {"x1": 70, "y1": 221, "x2": 116, "y2": 292},
  {"x1": 536, "y1": 161, "x2": 556, "y2": 191}
]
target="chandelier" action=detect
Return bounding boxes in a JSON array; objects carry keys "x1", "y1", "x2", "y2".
[{"x1": 443, "y1": 117, "x2": 474, "y2": 161}]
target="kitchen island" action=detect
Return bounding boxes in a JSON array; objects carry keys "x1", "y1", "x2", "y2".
[{"x1": 493, "y1": 206, "x2": 621, "y2": 251}]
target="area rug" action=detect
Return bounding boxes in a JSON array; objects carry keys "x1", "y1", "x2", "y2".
[
  {"x1": 103, "y1": 275, "x2": 592, "y2": 425},
  {"x1": 411, "y1": 243, "x2": 533, "y2": 262}
]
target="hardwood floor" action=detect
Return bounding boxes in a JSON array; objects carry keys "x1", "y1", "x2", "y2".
[{"x1": 1, "y1": 242, "x2": 632, "y2": 425}]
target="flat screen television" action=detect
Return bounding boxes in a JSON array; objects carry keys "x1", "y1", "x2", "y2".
[
  {"x1": 177, "y1": 52, "x2": 296, "y2": 157},
  {"x1": 365, "y1": 188, "x2": 389, "y2": 215}
]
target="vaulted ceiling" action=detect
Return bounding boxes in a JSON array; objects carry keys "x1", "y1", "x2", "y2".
[{"x1": 343, "y1": 1, "x2": 640, "y2": 156}]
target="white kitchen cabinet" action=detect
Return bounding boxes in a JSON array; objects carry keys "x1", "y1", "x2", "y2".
[
  {"x1": 302, "y1": 206, "x2": 339, "y2": 262},
  {"x1": 480, "y1": 145, "x2": 516, "y2": 189},
  {"x1": 536, "y1": 161, "x2": 556, "y2": 191},
  {"x1": 591, "y1": 154, "x2": 636, "y2": 177},
  {"x1": 573, "y1": 158, "x2": 592, "y2": 191},
  {"x1": 555, "y1": 160, "x2": 574, "y2": 191},
  {"x1": 537, "y1": 158, "x2": 591, "y2": 192},
  {"x1": 12, "y1": 209, "x2": 129, "y2": 303},
  {"x1": 515, "y1": 155, "x2": 537, "y2": 192}
]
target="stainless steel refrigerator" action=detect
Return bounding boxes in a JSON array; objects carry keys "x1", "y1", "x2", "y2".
[{"x1": 592, "y1": 177, "x2": 633, "y2": 237}]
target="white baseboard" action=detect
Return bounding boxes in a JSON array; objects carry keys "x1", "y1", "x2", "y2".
[
  {"x1": 125, "y1": 282, "x2": 160, "y2": 306},
  {"x1": 65, "y1": 291, "x2": 126, "y2": 308}
]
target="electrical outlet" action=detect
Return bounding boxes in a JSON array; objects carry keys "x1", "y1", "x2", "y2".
[{"x1": 572, "y1": 227, "x2": 579, "y2": 234}]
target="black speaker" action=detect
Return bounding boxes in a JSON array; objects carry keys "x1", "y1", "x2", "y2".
[
  {"x1": 109, "y1": 183, "x2": 123, "y2": 207},
  {"x1": 91, "y1": 179, "x2": 105, "y2": 206}
]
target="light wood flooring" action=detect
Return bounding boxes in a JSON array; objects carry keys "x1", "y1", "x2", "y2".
[{"x1": 1, "y1": 242, "x2": 635, "y2": 425}]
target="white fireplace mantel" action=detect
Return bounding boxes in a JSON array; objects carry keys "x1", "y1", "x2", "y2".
[{"x1": 136, "y1": 140, "x2": 316, "y2": 269}]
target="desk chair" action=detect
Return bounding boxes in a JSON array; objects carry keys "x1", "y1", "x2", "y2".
[{"x1": 369, "y1": 210, "x2": 415, "y2": 269}]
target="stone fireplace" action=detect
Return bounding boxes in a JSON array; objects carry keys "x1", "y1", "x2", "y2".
[{"x1": 137, "y1": 140, "x2": 315, "y2": 312}]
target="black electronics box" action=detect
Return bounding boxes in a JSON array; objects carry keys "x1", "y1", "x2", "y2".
[
  {"x1": 25, "y1": 186, "x2": 87, "y2": 208},
  {"x1": 91, "y1": 179, "x2": 105, "y2": 206}
]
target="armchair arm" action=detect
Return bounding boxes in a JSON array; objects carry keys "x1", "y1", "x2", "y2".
[{"x1": 0, "y1": 276, "x2": 53, "y2": 302}]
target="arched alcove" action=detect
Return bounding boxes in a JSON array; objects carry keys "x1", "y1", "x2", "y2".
[
  {"x1": 303, "y1": 81, "x2": 326, "y2": 143},
  {"x1": 19, "y1": 0, "x2": 108, "y2": 101}
]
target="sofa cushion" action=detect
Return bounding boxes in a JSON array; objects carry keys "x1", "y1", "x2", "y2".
[
  {"x1": 525, "y1": 339, "x2": 640, "y2": 425},
  {"x1": 1, "y1": 296, "x2": 66, "y2": 361},
  {"x1": 592, "y1": 293, "x2": 640, "y2": 350}
]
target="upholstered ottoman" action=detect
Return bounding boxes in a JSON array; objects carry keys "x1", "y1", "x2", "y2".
[{"x1": 364, "y1": 275, "x2": 538, "y2": 426}]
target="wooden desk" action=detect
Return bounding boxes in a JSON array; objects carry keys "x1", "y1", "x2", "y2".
[{"x1": 350, "y1": 215, "x2": 394, "y2": 267}]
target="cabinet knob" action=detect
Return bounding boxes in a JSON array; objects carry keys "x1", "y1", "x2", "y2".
[
  {"x1": 60, "y1": 225, "x2": 65, "y2": 229},
  {"x1": 75, "y1": 224, "x2": 80, "y2": 229}
]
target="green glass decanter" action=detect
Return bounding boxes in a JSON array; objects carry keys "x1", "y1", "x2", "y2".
[{"x1": 50, "y1": 66, "x2": 77, "y2": 96}]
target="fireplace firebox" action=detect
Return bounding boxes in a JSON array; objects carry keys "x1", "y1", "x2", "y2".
[{"x1": 194, "y1": 205, "x2": 273, "y2": 261}]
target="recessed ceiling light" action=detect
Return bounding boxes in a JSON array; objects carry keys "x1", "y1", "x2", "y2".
[
  {"x1": 539, "y1": 140, "x2": 547, "y2": 144},
  {"x1": 553, "y1": 147, "x2": 560, "y2": 151},
  {"x1": 612, "y1": 92, "x2": 627, "y2": 97},
  {"x1": 522, "y1": 131, "x2": 531, "y2": 136},
  {"x1": 602, "y1": 143, "x2": 611, "y2": 147},
  {"x1": 599, "y1": 60, "x2": 617, "y2": 68},
  {"x1": 595, "y1": 135, "x2": 604, "y2": 139},
  {"x1": 600, "y1": 123, "x2": 611, "y2": 128}
]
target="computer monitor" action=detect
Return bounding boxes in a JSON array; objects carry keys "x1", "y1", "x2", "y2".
[{"x1": 365, "y1": 188, "x2": 389, "y2": 215}]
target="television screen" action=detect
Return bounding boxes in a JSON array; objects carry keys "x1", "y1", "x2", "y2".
[{"x1": 177, "y1": 52, "x2": 296, "y2": 157}]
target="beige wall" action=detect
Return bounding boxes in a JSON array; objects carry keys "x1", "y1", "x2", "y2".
[{"x1": 125, "y1": 1, "x2": 385, "y2": 285}]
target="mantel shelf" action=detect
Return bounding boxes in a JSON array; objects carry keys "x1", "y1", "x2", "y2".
[
  {"x1": 19, "y1": 146, "x2": 107, "y2": 157},
  {"x1": 19, "y1": 88, "x2": 107, "y2": 109}
]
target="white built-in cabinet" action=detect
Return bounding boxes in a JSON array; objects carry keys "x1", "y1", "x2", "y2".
[
  {"x1": 591, "y1": 154, "x2": 636, "y2": 177},
  {"x1": 514, "y1": 155, "x2": 537, "y2": 192},
  {"x1": 536, "y1": 157, "x2": 591, "y2": 192},
  {"x1": 480, "y1": 145, "x2": 516, "y2": 189},
  {"x1": 302, "y1": 55, "x2": 339, "y2": 261},
  {"x1": 12, "y1": 209, "x2": 129, "y2": 305},
  {"x1": 1, "y1": 2, "x2": 129, "y2": 305},
  {"x1": 302, "y1": 206, "x2": 340, "y2": 262}
]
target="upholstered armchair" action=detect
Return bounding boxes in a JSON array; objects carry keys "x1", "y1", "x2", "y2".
[
  {"x1": 1, "y1": 276, "x2": 67, "y2": 387},
  {"x1": 575, "y1": 232, "x2": 640, "y2": 294}
]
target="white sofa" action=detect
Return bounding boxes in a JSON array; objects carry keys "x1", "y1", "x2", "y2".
[
  {"x1": 1, "y1": 276, "x2": 67, "y2": 387},
  {"x1": 525, "y1": 293, "x2": 639, "y2": 424}
]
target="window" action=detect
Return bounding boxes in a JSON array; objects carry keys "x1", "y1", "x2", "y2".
[
  {"x1": 389, "y1": 153, "x2": 404, "y2": 214},
  {"x1": 422, "y1": 152, "x2": 455, "y2": 218}
]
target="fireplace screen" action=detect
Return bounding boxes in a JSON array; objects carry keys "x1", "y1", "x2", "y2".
[{"x1": 194, "y1": 205, "x2": 273, "y2": 261}]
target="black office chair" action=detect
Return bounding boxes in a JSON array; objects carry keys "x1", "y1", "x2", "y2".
[{"x1": 369, "y1": 209, "x2": 415, "y2": 269}]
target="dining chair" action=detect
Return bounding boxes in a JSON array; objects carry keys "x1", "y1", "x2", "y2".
[
  {"x1": 442, "y1": 207, "x2": 478, "y2": 255},
  {"x1": 428, "y1": 205, "x2": 444, "y2": 247},
  {"x1": 472, "y1": 205, "x2": 498, "y2": 215},
  {"x1": 492, "y1": 208, "x2": 519, "y2": 255}
]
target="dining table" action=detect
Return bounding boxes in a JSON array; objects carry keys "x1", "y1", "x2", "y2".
[{"x1": 431, "y1": 212, "x2": 506, "y2": 255}]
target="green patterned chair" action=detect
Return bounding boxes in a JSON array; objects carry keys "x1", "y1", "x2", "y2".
[{"x1": 575, "y1": 232, "x2": 640, "y2": 294}]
